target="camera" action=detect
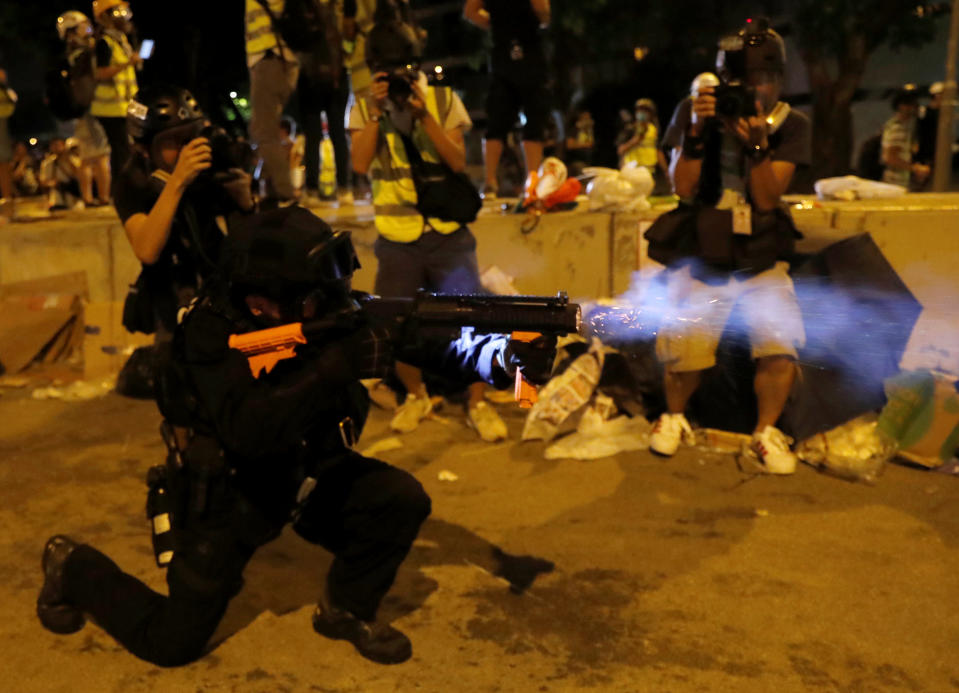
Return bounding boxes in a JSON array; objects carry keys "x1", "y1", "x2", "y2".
[
  {"x1": 712, "y1": 82, "x2": 757, "y2": 119},
  {"x1": 377, "y1": 65, "x2": 418, "y2": 103},
  {"x1": 198, "y1": 125, "x2": 252, "y2": 176}
]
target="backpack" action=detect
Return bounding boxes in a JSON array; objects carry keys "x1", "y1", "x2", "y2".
[
  {"x1": 45, "y1": 49, "x2": 96, "y2": 121},
  {"x1": 857, "y1": 131, "x2": 884, "y2": 181},
  {"x1": 258, "y1": 0, "x2": 343, "y2": 82}
]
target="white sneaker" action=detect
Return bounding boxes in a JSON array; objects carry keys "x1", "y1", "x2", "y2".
[
  {"x1": 467, "y1": 401, "x2": 508, "y2": 442},
  {"x1": 390, "y1": 393, "x2": 433, "y2": 433},
  {"x1": 747, "y1": 426, "x2": 797, "y2": 475},
  {"x1": 649, "y1": 413, "x2": 694, "y2": 457}
]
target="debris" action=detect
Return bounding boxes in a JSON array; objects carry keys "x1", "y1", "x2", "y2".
[
  {"x1": 361, "y1": 379, "x2": 398, "y2": 411},
  {"x1": 814, "y1": 175, "x2": 906, "y2": 200},
  {"x1": 696, "y1": 428, "x2": 752, "y2": 453},
  {"x1": 360, "y1": 437, "x2": 404, "y2": 457},
  {"x1": 437, "y1": 470, "x2": 459, "y2": 482},
  {"x1": 544, "y1": 412, "x2": 651, "y2": 460},
  {"x1": 583, "y1": 164, "x2": 653, "y2": 212},
  {"x1": 31, "y1": 378, "x2": 114, "y2": 402},
  {"x1": 796, "y1": 413, "x2": 896, "y2": 484},
  {"x1": 479, "y1": 266, "x2": 520, "y2": 296},
  {"x1": 879, "y1": 370, "x2": 959, "y2": 468},
  {"x1": 521, "y1": 338, "x2": 604, "y2": 441}
]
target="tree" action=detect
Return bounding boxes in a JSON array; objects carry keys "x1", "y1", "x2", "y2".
[
  {"x1": 550, "y1": 1, "x2": 945, "y2": 179},
  {"x1": 790, "y1": 1, "x2": 942, "y2": 179}
]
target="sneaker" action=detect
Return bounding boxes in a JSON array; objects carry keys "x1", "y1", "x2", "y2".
[
  {"x1": 746, "y1": 425, "x2": 797, "y2": 475},
  {"x1": 390, "y1": 393, "x2": 433, "y2": 433},
  {"x1": 37, "y1": 535, "x2": 85, "y2": 635},
  {"x1": 649, "y1": 413, "x2": 694, "y2": 457},
  {"x1": 337, "y1": 189, "x2": 355, "y2": 206},
  {"x1": 481, "y1": 182, "x2": 498, "y2": 201},
  {"x1": 467, "y1": 401, "x2": 508, "y2": 442},
  {"x1": 312, "y1": 599, "x2": 411, "y2": 665}
]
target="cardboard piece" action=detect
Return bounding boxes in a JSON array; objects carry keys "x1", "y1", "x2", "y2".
[
  {"x1": 879, "y1": 370, "x2": 959, "y2": 468},
  {"x1": 0, "y1": 273, "x2": 86, "y2": 374}
]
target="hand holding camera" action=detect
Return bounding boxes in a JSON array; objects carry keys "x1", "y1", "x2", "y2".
[{"x1": 171, "y1": 137, "x2": 212, "y2": 190}]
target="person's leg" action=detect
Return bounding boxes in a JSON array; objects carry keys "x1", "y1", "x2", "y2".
[
  {"x1": 483, "y1": 74, "x2": 517, "y2": 194},
  {"x1": 374, "y1": 236, "x2": 432, "y2": 430},
  {"x1": 57, "y1": 529, "x2": 254, "y2": 666},
  {"x1": 78, "y1": 160, "x2": 94, "y2": 204},
  {"x1": 298, "y1": 75, "x2": 325, "y2": 199},
  {"x1": 249, "y1": 57, "x2": 299, "y2": 201},
  {"x1": 521, "y1": 140, "x2": 544, "y2": 179},
  {"x1": 98, "y1": 117, "x2": 130, "y2": 189},
  {"x1": 519, "y1": 77, "x2": 549, "y2": 178},
  {"x1": 329, "y1": 71, "x2": 352, "y2": 193},
  {"x1": 294, "y1": 452, "x2": 431, "y2": 622},
  {"x1": 754, "y1": 355, "x2": 796, "y2": 432},
  {"x1": 664, "y1": 368, "x2": 703, "y2": 414},
  {"x1": 93, "y1": 154, "x2": 111, "y2": 203}
]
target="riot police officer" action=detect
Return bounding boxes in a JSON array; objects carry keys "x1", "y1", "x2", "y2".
[{"x1": 37, "y1": 206, "x2": 555, "y2": 666}]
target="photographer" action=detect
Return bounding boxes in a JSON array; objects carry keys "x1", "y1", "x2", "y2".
[
  {"x1": 116, "y1": 85, "x2": 253, "y2": 340},
  {"x1": 349, "y1": 11, "x2": 509, "y2": 441},
  {"x1": 647, "y1": 20, "x2": 811, "y2": 474}
]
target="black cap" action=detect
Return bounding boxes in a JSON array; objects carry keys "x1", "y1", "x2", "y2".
[
  {"x1": 716, "y1": 18, "x2": 786, "y2": 81},
  {"x1": 367, "y1": 17, "x2": 422, "y2": 71}
]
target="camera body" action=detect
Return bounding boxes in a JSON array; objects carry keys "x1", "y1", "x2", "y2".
[
  {"x1": 198, "y1": 125, "x2": 252, "y2": 175},
  {"x1": 712, "y1": 81, "x2": 757, "y2": 119},
  {"x1": 377, "y1": 64, "x2": 418, "y2": 104}
]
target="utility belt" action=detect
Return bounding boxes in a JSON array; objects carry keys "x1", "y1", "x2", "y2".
[{"x1": 146, "y1": 416, "x2": 358, "y2": 567}]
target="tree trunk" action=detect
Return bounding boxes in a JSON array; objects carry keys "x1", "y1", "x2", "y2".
[{"x1": 809, "y1": 84, "x2": 855, "y2": 180}]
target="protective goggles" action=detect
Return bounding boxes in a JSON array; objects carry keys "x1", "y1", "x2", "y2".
[{"x1": 308, "y1": 231, "x2": 360, "y2": 283}]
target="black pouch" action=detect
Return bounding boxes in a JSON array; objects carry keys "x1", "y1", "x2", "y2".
[
  {"x1": 644, "y1": 205, "x2": 697, "y2": 265},
  {"x1": 122, "y1": 271, "x2": 156, "y2": 335},
  {"x1": 398, "y1": 131, "x2": 481, "y2": 224},
  {"x1": 694, "y1": 207, "x2": 735, "y2": 269}
]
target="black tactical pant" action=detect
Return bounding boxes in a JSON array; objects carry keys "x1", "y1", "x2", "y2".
[{"x1": 62, "y1": 452, "x2": 431, "y2": 666}]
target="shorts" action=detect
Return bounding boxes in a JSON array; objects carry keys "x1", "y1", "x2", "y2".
[
  {"x1": 373, "y1": 227, "x2": 483, "y2": 298},
  {"x1": 73, "y1": 113, "x2": 110, "y2": 161},
  {"x1": 485, "y1": 69, "x2": 549, "y2": 142},
  {"x1": 655, "y1": 261, "x2": 805, "y2": 372}
]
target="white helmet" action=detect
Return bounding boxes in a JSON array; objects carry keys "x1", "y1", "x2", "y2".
[{"x1": 57, "y1": 11, "x2": 93, "y2": 41}]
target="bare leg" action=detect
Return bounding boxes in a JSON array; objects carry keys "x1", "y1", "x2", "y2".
[
  {"x1": 79, "y1": 161, "x2": 94, "y2": 204},
  {"x1": 466, "y1": 382, "x2": 486, "y2": 409},
  {"x1": 664, "y1": 369, "x2": 703, "y2": 414},
  {"x1": 395, "y1": 361, "x2": 427, "y2": 400},
  {"x1": 754, "y1": 356, "x2": 796, "y2": 433},
  {"x1": 93, "y1": 155, "x2": 110, "y2": 203},
  {"x1": 521, "y1": 140, "x2": 544, "y2": 179},
  {"x1": 483, "y1": 138, "x2": 504, "y2": 189}
]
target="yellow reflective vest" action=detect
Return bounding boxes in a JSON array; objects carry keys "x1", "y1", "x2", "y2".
[
  {"x1": 91, "y1": 31, "x2": 137, "y2": 118},
  {"x1": 246, "y1": 0, "x2": 283, "y2": 59},
  {"x1": 359, "y1": 86, "x2": 463, "y2": 243}
]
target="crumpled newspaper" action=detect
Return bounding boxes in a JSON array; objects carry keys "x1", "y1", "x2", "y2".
[
  {"x1": 796, "y1": 413, "x2": 897, "y2": 484},
  {"x1": 522, "y1": 338, "x2": 605, "y2": 442},
  {"x1": 545, "y1": 394, "x2": 651, "y2": 460}
]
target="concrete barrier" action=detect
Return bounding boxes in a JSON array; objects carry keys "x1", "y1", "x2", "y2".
[{"x1": 1, "y1": 194, "x2": 956, "y2": 375}]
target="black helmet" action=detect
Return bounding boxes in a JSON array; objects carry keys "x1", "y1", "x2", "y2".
[
  {"x1": 222, "y1": 206, "x2": 360, "y2": 317},
  {"x1": 127, "y1": 85, "x2": 204, "y2": 146},
  {"x1": 716, "y1": 18, "x2": 786, "y2": 81}
]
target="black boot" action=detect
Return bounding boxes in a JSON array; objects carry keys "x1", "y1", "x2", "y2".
[
  {"x1": 36, "y1": 535, "x2": 85, "y2": 635},
  {"x1": 312, "y1": 591, "x2": 411, "y2": 665}
]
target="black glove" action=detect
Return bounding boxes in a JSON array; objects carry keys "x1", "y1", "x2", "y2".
[
  {"x1": 349, "y1": 325, "x2": 395, "y2": 379},
  {"x1": 503, "y1": 334, "x2": 557, "y2": 385}
]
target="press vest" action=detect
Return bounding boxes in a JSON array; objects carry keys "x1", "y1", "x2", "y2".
[
  {"x1": 91, "y1": 32, "x2": 137, "y2": 118},
  {"x1": 246, "y1": 0, "x2": 283, "y2": 59},
  {"x1": 359, "y1": 87, "x2": 463, "y2": 242}
]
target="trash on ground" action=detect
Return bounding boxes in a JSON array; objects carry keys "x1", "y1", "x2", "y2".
[
  {"x1": 544, "y1": 395, "x2": 651, "y2": 460},
  {"x1": 879, "y1": 370, "x2": 959, "y2": 468},
  {"x1": 360, "y1": 437, "x2": 404, "y2": 457},
  {"x1": 32, "y1": 378, "x2": 114, "y2": 402},
  {"x1": 583, "y1": 164, "x2": 654, "y2": 212},
  {"x1": 814, "y1": 175, "x2": 906, "y2": 200},
  {"x1": 361, "y1": 378, "x2": 398, "y2": 410},
  {"x1": 696, "y1": 428, "x2": 752, "y2": 453},
  {"x1": 522, "y1": 338, "x2": 604, "y2": 441},
  {"x1": 796, "y1": 413, "x2": 896, "y2": 484},
  {"x1": 437, "y1": 470, "x2": 459, "y2": 482}
]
